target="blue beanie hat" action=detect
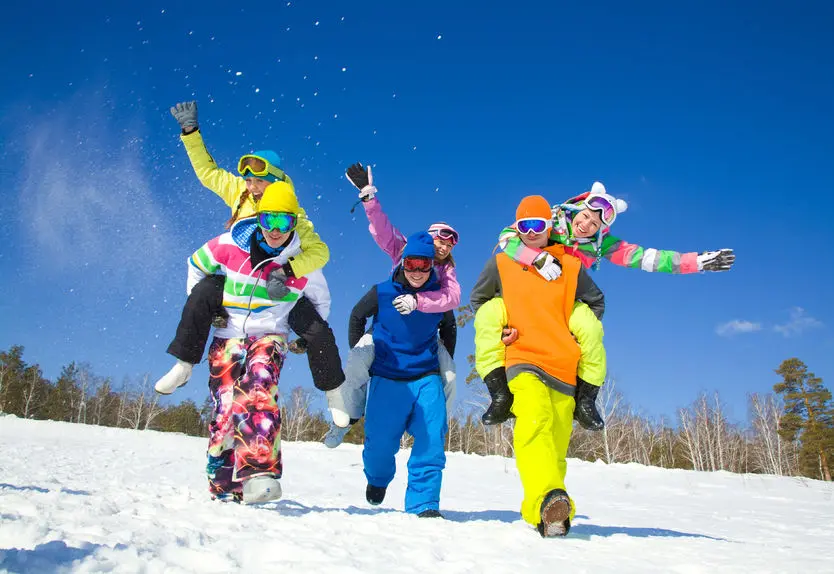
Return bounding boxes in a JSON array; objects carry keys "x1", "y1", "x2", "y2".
[
  {"x1": 249, "y1": 150, "x2": 284, "y2": 183},
  {"x1": 402, "y1": 231, "x2": 436, "y2": 260}
]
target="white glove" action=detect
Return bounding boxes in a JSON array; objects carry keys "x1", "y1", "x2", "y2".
[
  {"x1": 393, "y1": 294, "x2": 418, "y2": 315},
  {"x1": 697, "y1": 248, "x2": 735, "y2": 272},
  {"x1": 533, "y1": 253, "x2": 562, "y2": 281}
]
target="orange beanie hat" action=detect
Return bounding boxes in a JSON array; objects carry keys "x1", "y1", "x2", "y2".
[{"x1": 515, "y1": 195, "x2": 552, "y2": 221}]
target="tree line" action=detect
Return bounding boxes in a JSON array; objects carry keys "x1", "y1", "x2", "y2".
[{"x1": 1, "y1": 344, "x2": 832, "y2": 481}]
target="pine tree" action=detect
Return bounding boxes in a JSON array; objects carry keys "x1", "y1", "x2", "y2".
[{"x1": 773, "y1": 358, "x2": 834, "y2": 481}]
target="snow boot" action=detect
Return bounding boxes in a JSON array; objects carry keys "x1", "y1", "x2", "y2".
[
  {"x1": 481, "y1": 367, "x2": 514, "y2": 425},
  {"x1": 242, "y1": 475, "x2": 282, "y2": 504},
  {"x1": 325, "y1": 388, "x2": 352, "y2": 428},
  {"x1": 154, "y1": 360, "x2": 194, "y2": 395},
  {"x1": 537, "y1": 489, "x2": 572, "y2": 537},
  {"x1": 417, "y1": 509, "x2": 443, "y2": 518},
  {"x1": 574, "y1": 377, "x2": 604, "y2": 431},
  {"x1": 366, "y1": 484, "x2": 386, "y2": 506},
  {"x1": 323, "y1": 422, "x2": 351, "y2": 449}
]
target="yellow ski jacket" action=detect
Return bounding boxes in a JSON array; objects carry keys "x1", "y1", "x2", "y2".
[{"x1": 180, "y1": 130, "x2": 329, "y2": 278}]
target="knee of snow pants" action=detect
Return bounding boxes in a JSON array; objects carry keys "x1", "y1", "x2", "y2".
[
  {"x1": 509, "y1": 372, "x2": 576, "y2": 526},
  {"x1": 569, "y1": 301, "x2": 606, "y2": 387},
  {"x1": 288, "y1": 296, "x2": 345, "y2": 391},
  {"x1": 328, "y1": 333, "x2": 375, "y2": 424},
  {"x1": 168, "y1": 274, "x2": 225, "y2": 364},
  {"x1": 362, "y1": 374, "x2": 447, "y2": 514}
]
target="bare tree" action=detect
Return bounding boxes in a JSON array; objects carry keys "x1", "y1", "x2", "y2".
[
  {"x1": 22, "y1": 368, "x2": 41, "y2": 418},
  {"x1": 281, "y1": 387, "x2": 317, "y2": 442},
  {"x1": 750, "y1": 393, "x2": 795, "y2": 476}
]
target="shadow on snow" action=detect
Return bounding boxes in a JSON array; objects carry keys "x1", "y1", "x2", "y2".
[
  {"x1": 0, "y1": 540, "x2": 115, "y2": 573},
  {"x1": 0, "y1": 483, "x2": 91, "y2": 496}
]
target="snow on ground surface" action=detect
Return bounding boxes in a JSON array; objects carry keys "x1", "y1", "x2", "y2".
[{"x1": 1, "y1": 416, "x2": 833, "y2": 573}]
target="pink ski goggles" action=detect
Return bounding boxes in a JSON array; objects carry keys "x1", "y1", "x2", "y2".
[
  {"x1": 584, "y1": 194, "x2": 617, "y2": 226},
  {"x1": 428, "y1": 223, "x2": 459, "y2": 245}
]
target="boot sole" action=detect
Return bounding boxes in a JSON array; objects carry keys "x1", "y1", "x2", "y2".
[
  {"x1": 540, "y1": 494, "x2": 571, "y2": 537},
  {"x1": 154, "y1": 381, "x2": 188, "y2": 396}
]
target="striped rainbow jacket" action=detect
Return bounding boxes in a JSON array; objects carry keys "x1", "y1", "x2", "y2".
[{"x1": 187, "y1": 217, "x2": 331, "y2": 340}]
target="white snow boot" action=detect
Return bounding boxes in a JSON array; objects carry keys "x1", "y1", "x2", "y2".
[
  {"x1": 323, "y1": 422, "x2": 351, "y2": 449},
  {"x1": 154, "y1": 360, "x2": 194, "y2": 395},
  {"x1": 242, "y1": 475, "x2": 282, "y2": 504},
  {"x1": 325, "y1": 388, "x2": 352, "y2": 428}
]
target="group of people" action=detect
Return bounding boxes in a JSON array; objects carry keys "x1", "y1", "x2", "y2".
[{"x1": 154, "y1": 100, "x2": 736, "y2": 536}]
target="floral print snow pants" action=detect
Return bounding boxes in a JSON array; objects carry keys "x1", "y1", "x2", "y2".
[{"x1": 205, "y1": 335, "x2": 287, "y2": 497}]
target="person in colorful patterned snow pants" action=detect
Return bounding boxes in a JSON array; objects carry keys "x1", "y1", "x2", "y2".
[
  {"x1": 188, "y1": 182, "x2": 331, "y2": 504},
  {"x1": 154, "y1": 100, "x2": 344, "y2": 399},
  {"x1": 495, "y1": 182, "x2": 735, "y2": 430},
  {"x1": 470, "y1": 195, "x2": 606, "y2": 537},
  {"x1": 353, "y1": 232, "x2": 448, "y2": 518},
  {"x1": 322, "y1": 162, "x2": 461, "y2": 449}
]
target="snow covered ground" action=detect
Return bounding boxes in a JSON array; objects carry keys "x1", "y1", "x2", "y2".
[{"x1": 1, "y1": 416, "x2": 832, "y2": 573}]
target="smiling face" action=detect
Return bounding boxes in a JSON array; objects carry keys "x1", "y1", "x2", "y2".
[
  {"x1": 572, "y1": 208, "x2": 603, "y2": 238},
  {"x1": 433, "y1": 237, "x2": 453, "y2": 261},
  {"x1": 404, "y1": 268, "x2": 430, "y2": 288},
  {"x1": 245, "y1": 177, "x2": 272, "y2": 199},
  {"x1": 262, "y1": 228, "x2": 292, "y2": 248}
]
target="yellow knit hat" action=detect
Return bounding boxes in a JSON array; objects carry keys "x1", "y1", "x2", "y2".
[{"x1": 257, "y1": 181, "x2": 299, "y2": 215}]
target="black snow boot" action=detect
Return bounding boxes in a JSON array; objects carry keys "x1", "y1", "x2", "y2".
[
  {"x1": 417, "y1": 509, "x2": 443, "y2": 518},
  {"x1": 366, "y1": 484, "x2": 386, "y2": 506},
  {"x1": 574, "y1": 377, "x2": 604, "y2": 431},
  {"x1": 537, "y1": 489, "x2": 572, "y2": 538},
  {"x1": 481, "y1": 367, "x2": 514, "y2": 426}
]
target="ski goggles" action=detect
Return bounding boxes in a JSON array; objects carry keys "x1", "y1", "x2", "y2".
[
  {"x1": 238, "y1": 155, "x2": 286, "y2": 182},
  {"x1": 402, "y1": 256, "x2": 433, "y2": 273},
  {"x1": 584, "y1": 194, "x2": 617, "y2": 226},
  {"x1": 427, "y1": 223, "x2": 459, "y2": 245},
  {"x1": 257, "y1": 211, "x2": 298, "y2": 233},
  {"x1": 515, "y1": 217, "x2": 552, "y2": 235}
]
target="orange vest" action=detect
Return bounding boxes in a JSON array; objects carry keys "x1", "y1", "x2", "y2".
[{"x1": 496, "y1": 244, "x2": 581, "y2": 387}]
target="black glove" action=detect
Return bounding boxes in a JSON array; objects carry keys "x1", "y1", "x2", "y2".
[
  {"x1": 266, "y1": 268, "x2": 290, "y2": 299},
  {"x1": 346, "y1": 162, "x2": 370, "y2": 189},
  {"x1": 170, "y1": 101, "x2": 199, "y2": 132},
  {"x1": 697, "y1": 248, "x2": 735, "y2": 272}
]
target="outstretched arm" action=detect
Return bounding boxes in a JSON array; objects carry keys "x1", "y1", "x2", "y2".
[
  {"x1": 599, "y1": 234, "x2": 701, "y2": 274},
  {"x1": 362, "y1": 197, "x2": 407, "y2": 265},
  {"x1": 180, "y1": 130, "x2": 249, "y2": 211},
  {"x1": 348, "y1": 286, "x2": 379, "y2": 348}
]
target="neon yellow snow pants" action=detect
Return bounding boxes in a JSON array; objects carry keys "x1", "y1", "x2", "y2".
[
  {"x1": 509, "y1": 372, "x2": 577, "y2": 526},
  {"x1": 474, "y1": 298, "x2": 606, "y2": 387}
]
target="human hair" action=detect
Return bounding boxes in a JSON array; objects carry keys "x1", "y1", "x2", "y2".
[{"x1": 225, "y1": 189, "x2": 252, "y2": 229}]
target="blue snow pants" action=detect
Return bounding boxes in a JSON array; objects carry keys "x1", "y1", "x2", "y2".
[{"x1": 362, "y1": 373, "x2": 448, "y2": 515}]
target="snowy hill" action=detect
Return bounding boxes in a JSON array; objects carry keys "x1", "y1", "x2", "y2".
[{"x1": 1, "y1": 416, "x2": 832, "y2": 573}]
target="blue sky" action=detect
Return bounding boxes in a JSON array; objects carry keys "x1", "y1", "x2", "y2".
[{"x1": 1, "y1": 0, "x2": 832, "y2": 423}]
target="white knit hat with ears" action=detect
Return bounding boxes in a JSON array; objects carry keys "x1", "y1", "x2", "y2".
[{"x1": 589, "y1": 181, "x2": 629, "y2": 216}]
